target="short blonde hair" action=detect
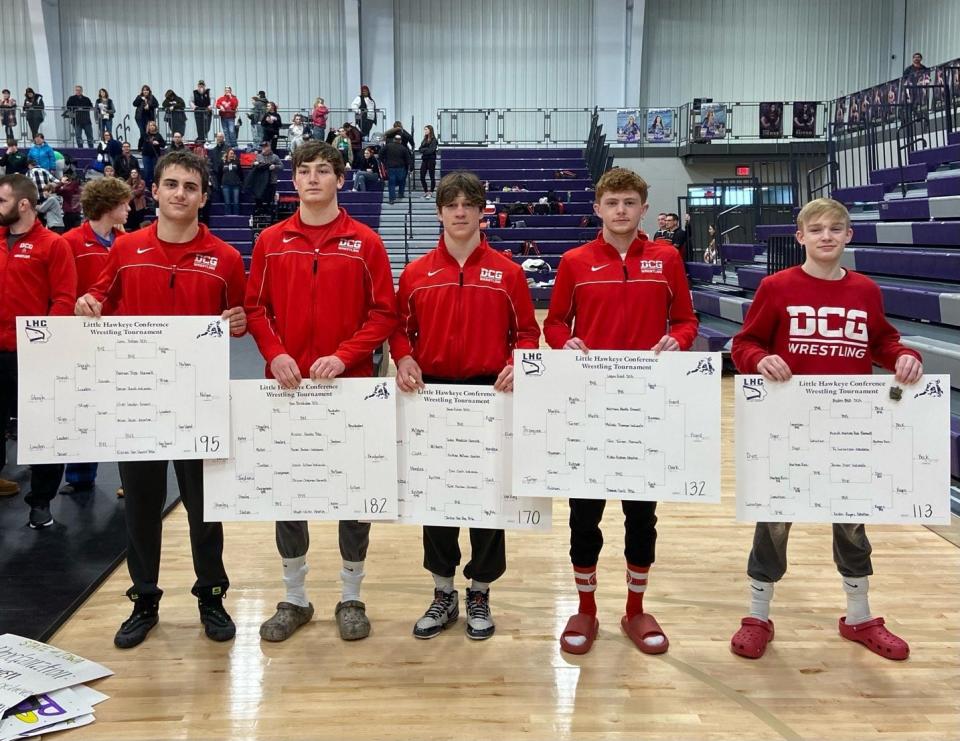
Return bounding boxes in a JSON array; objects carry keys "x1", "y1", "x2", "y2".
[
  {"x1": 595, "y1": 168, "x2": 649, "y2": 203},
  {"x1": 796, "y1": 197, "x2": 850, "y2": 230}
]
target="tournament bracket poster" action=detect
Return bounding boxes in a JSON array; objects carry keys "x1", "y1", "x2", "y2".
[
  {"x1": 791, "y1": 102, "x2": 817, "y2": 138},
  {"x1": 758, "y1": 102, "x2": 783, "y2": 138},
  {"x1": 645, "y1": 108, "x2": 673, "y2": 143},
  {"x1": 616, "y1": 109, "x2": 641, "y2": 143},
  {"x1": 698, "y1": 103, "x2": 726, "y2": 140}
]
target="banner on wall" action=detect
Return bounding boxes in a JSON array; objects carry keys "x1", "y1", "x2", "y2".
[
  {"x1": 833, "y1": 96, "x2": 848, "y2": 131},
  {"x1": 847, "y1": 92, "x2": 863, "y2": 126},
  {"x1": 644, "y1": 108, "x2": 674, "y2": 143},
  {"x1": 698, "y1": 103, "x2": 727, "y2": 140},
  {"x1": 791, "y1": 102, "x2": 817, "y2": 138},
  {"x1": 616, "y1": 109, "x2": 642, "y2": 143},
  {"x1": 758, "y1": 102, "x2": 783, "y2": 138},
  {"x1": 883, "y1": 80, "x2": 900, "y2": 121}
]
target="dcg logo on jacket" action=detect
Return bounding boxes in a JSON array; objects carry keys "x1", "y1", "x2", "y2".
[
  {"x1": 194, "y1": 255, "x2": 219, "y2": 270},
  {"x1": 338, "y1": 239, "x2": 362, "y2": 253},
  {"x1": 479, "y1": 268, "x2": 503, "y2": 283},
  {"x1": 640, "y1": 260, "x2": 663, "y2": 273}
]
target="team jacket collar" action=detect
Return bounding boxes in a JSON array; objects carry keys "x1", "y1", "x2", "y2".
[
  {"x1": 281, "y1": 208, "x2": 355, "y2": 242},
  {"x1": 143, "y1": 221, "x2": 218, "y2": 258},
  {"x1": 594, "y1": 233, "x2": 649, "y2": 261},
  {"x1": 80, "y1": 220, "x2": 117, "y2": 249},
  {"x1": 436, "y1": 233, "x2": 491, "y2": 269},
  {"x1": 0, "y1": 217, "x2": 46, "y2": 247}
]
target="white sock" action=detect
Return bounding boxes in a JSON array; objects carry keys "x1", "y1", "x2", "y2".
[
  {"x1": 842, "y1": 576, "x2": 871, "y2": 625},
  {"x1": 749, "y1": 579, "x2": 774, "y2": 622},
  {"x1": 282, "y1": 556, "x2": 309, "y2": 608},
  {"x1": 433, "y1": 573, "x2": 455, "y2": 594},
  {"x1": 470, "y1": 580, "x2": 490, "y2": 594},
  {"x1": 340, "y1": 560, "x2": 365, "y2": 602}
]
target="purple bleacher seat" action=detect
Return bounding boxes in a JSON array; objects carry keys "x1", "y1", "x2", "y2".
[
  {"x1": 693, "y1": 326, "x2": 732, "y2": 353},
  {"x1": 735, "y1": 265, "x2": 765, "y2": 291},
  {"x1": 754, "y1": 224, "x2": 796, "y2": 241},
  {"x1": 951, "y1": 416, "x2": 960, "y2": 479},
  {"x1": 908, "y1": 144, "x2": 960, "y2": 169},
  {"x1": 879, "y1": 283, "x2": 943, "y2": 322},
  {"x1": 868, "y1": 163, "x2": 927, "y2": 186},
  {"x1": 846, "y1": 248, "x2": 960, "y2": 281},
  {"x1": 913, "y1": 221, "x2": 960, "y2": 245},
  {"x1": 720, "y1": 243, "x2": 757, "y2": 262},
  {"x1": 832, "y1": 184, "x2": 886, "y2": 203},
  {"x1": 927, "y1": 174, "x2": 960, "y2": 197},
  {"x1": 686, "y1": 262, "x2": 717, "y2": 283},
  {"x1": 879, "y1": 198, "x2": 930, "y2": 221}
]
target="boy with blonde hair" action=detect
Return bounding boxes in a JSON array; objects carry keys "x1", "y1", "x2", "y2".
[{"x1": 730, "y1": 197, "x2": 923, "y2": 660}]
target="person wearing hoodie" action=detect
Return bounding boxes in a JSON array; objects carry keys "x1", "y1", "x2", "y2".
[
  {"x1": 192, "y1": 80, "x2": 212, "y2": 141},
  {"x1": 132, "y1": 85, "x2": 159, "y2": 140},
  {"x1": 162, "y1": 90, "x2": 187, "y2": 137},
  {"x1": 27, "y1": 133, "x2": 56, "y2": 173},
  {"x1": 22, "y1": 88, "x2": 45, "y2": 140},
  {"x1": 248, "y1": 92, "x2": 268, "y2": 147}
]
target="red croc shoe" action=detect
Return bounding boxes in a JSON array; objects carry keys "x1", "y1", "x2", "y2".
[
  {"x1": 838, "y1": 616, "x2": 909, "y2": 660},
  {"x1": 731, "y1": 616, "x2": 774, "y2": 659},
  {"x1": 560, "y1": 612, "x2": 599, "y2": 655}
]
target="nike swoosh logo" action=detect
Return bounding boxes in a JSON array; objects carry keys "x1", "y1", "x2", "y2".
[
  {"x1": 282, "y1": 236, "x2": 297, "y2": 244},
  {"x1": 591, "y1": 264, "x2": 608, "y2": 272},
  {"x1": 844, "y1": 582, "x2": 859, "y2": 589},
  {"x1": 427, "y1": 269, "x2": 444, "y2": 277},
  {"x1": 750, "y1": 585, "x2": 765, "y2": 592},
  {"x1": 84, "y1": 242, "x2": 96, "y2": 247},
  {"x1": 136, "y1": 247, "x2": 154, "y2": 255}
]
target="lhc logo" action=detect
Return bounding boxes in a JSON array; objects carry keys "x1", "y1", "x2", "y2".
[
  {"x1": 521, "y1": 352, "x2": 544, "y2": 376},
  {"x1": 787, "y1": 306, "x2": 868, "y2": 342}
]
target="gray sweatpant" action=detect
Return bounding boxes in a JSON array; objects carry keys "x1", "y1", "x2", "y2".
[
  {"x1": 275, "y1": 520, "x2": 371, "y2": 562},
  {"x1": 747, "y1": 522, "x2": 873, "y2": 582}
]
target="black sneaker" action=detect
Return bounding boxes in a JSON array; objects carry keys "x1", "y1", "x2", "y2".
[
  {"x1": 28, "y1": 504, "x2": 54, "y2": 529},
  {"x1": 59, "y1": 483, "x2": 94, "y2": 495},
  {"x1": 465, "y1": 588, "x2": 495, "y2": 640},
  {"x1": 413, "y1": 589, "x2": 459, "y2": 639},
  {"x1": 196, "y1": 586, "x2": 236, "y2": 642},
  {"x1": 114, "y1": 593, "x2": 160, "y2": 648}
]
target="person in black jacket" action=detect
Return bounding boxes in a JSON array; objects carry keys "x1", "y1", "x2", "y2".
[
  {"x1": 192, "y1": 80, "x2": 212, "y2": 141},
  {"x1": 94, "y1": 88, "x2": 116, "y2": 137},
  {"x1": 418, "y1": 125, "x2": 438, "y2": 196},
  {"x1": 260, "y1": 102, "x2": 282, "y2": 152},
  {"x1": 352, "y1": 146, "x2": 381, "y2": 192},
  {"x1": 163, "y1": 90, "x2": 187, "y2": 137},
  {"x1": 385, "y1": 120, "x2": 415, "y2": 149},
  {"x1": 382, "y1": 134, "x2": 413, "y2": 204},
  {"x1": 137, "y1": 120, "x2": 165, "y2": 188},
  {"x1": 65, "y1": 85, "x2": 95, "y2": 148},
  {"x1": 22, "y1": 88, "x2": 45, "y2": 140},
  {"x1": 113, "y1": 141, "x2": 140, "y2": 181},
  {"x1": 132, "y1": 85, "x2": 159, "y2": 139}
]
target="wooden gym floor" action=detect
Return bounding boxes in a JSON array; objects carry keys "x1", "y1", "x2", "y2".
[{"x1": 48, "y1": 374, "x2": 960, "y2": 741}]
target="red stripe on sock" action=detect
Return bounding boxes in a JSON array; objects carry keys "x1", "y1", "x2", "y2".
[
  {"x1": 626, "y1": 563, "x2": 650, "y2": 619},
  {"x1": 574, "y1": 565, "x2": 597, "y2": 616}
]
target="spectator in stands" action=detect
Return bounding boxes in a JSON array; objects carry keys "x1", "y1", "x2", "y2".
[
  {"x1": 653, "y1": 212, "x2": 667, "y2": 237},
  {"x1": 102, "y1": 164, "x2": 117, "y2": 178},
  {"x1": 311, "y1": 97, "x2": 329, "y2": 142},
  {"x1": 352, "y1": 146, "x2": 381, "y2": 192},
  {"x1": 261, "y1": 102, "x2": 282, "y2": 153},
  {"x1": 65, "y1": 85, "x2": 95, "y2": 148},
  {"x1": 332, "y1": 127, "x2": 352, "y2": 167},
  {"x1": 95, "y1": 130, "x2": 121, "y2": 170},
  {"x1": 57, "y1": 172, "x2": 82, "y2": 229},
  {"x1": 138, "y1": 120, "x2": 166, "y2": 188},
  {"x1": 37, "y1": 183, "x2": 64, "y2": 232},
  {"x1": 208, "y1": 131, "x2": 228, "y2": 189},
  {"x1": 0, "y1": 90, "x2": 17, "y2": 141},
  {"x1": 251, "y1": 140, "x2": 281, "y2": 213},
  {"x1": 287, "y1": 114, "x2": 306, "y2": 158},
  {"x1": 168, "y1": 132, "x2": 187, "y2": 152},
  {"x1": 126, "y1": 168, "x2": 147, "y2": 230},
  {"x1": 342, "y1": 121, "x2": 363, "y2": 167},
  {"x1": 1, "y1": 140, "x2": 28, "y2": 175},
  {"x1": 382, "y1": 134, "x2": 413, "y2": 204},
  {"x1": 219, "y1": 148, "x2": 242, "y2": 215},
  {"x1": 94, "y1": 88, "x2": 115, "y2": 137},
  {"x1": 192, "y1": 80, "x2": 212, "y2": 142},
  {"x1": 132, "y1": 85, "x2": 159, "y2": 140},
  {"x1": 418, "y1": 125, "x2": 438, "y2": 197},
  {"x1": 385, "y1": 120, "x2": 415, "y2": 149},
  {"x1": 162, "y1": 90, "x2": 187, "y2": 137},
  {"x1": 663, "y1": 212, "x2": 687, "y2": 257},
  {"x1": 351, "y1": 84, "x2": 376, "y2": 139},
  {"x1": 392, "y1": 171, "x2": 539, "y2": 643},
  {"x1": 216, "y1": 86, "x2": 239, "y2": 147},
  {"x1": 27, "y1": 158, "x2": 57, "y2": 200},
  {"x1": 249, "y1": 92, "x2": 268, "y2": 147},
  {"x1": 114, "y1": 141, "x2": 140, "y2": 181},
  {"x1": 0, "y1": 173, "x2": 77, "y2": 515},
  {"x1": 22, "y1": 88, "x2": 44, "y2": 140},
  {"x1": 903, "y1": 52, "x2": 928, "y2": 79},
  {"x1": 703, "y1": 225, "x2": 718, "y2": 264},
  {"x1": 28, "y1": 133, "x2": 56, "y2": 173}
]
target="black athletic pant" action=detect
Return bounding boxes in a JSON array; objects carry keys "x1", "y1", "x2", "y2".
[
  {"x1": 420, "y1": 374, "x2": 507, "y2": 583},
  {"x1": 0, "y1": 351, "x2": 64, "y2": 505},
  {"x1": 118, "y1": 459, "x2": 228, "y2": 598},
  {"x1": 419, "y1": 154, "x2": 436, "y2": 192},
  {"x1": 569, "y1": 498, "x2": 658, "y2": 568}
]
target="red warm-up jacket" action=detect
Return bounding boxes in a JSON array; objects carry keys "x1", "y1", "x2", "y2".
[
  {"x1": 63, "y1": 221, "x2": 122, "y2": 300},
  {"x1": 86, "y1": 222, "x2": 246, "y2": 316},
  {"x1": 543, "y1": 234, "x2": 698, "y2": 350},
  {"x1": 391, "y1": 236, "x2": 541, "y2": 378},
  {"x1": 245, "y1": 208, "x2": 397, "y2": 378},
  {"x1": 0, "y1": 219, "x2": 77, "y2": 351}
]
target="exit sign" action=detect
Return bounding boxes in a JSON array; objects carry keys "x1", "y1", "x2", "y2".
[{"x1": 736, "y1": 165, "x2": 751, "y2": 176}]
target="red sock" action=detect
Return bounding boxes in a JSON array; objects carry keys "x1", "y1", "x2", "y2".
[
  {"x1": 625, "y1": 563, "x2": 649, "y2": 619},
  {"x1": 574, "y1": 564, "x2": 597, "y2": 616}
]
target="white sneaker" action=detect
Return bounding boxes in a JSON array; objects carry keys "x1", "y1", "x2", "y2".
[{"x1": 413, "y1": 589, "x2": 458, "y2": 639}]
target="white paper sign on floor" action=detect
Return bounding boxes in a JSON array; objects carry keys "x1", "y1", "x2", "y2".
[
  {"x1": 396, "y1": 385, "x2": 551, "y2": 530},
  {"x1": 735, "y1": 374, "x2": 951, "y2": 524},
  {"x1": 0, "y1": 635, "x2": 112, "y2": 716},
  {"x1": 513, "y1": 349, "x2": 722, "y2": 503},
  {"x1": 16, "y1": 315, "x2": 229, "y2": 463},
  {"x1": 204, "y1": 379, "x2": 398, "y2": 521}
]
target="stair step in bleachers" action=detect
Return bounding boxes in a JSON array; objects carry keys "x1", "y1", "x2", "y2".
[
  {"x1": 842, "y1": 247, "x2": 960, "y2": 281},
  {"x1": 909, "y1": 143, "x2": 960, "y2": 169},
  {"x1": 834, "y1": 184, "x2": 887, "y2": 203},
  {"x1": 852, "y1": 220, "x2": 960, "y2": 245},
  {"x1": 720, "y1": 243, "x2": 765, "y2": 263},
  {"x1": 691, "y1": 290, "x2": 752, "y2": 323},
  {"x1": 869, "y1": 163, "x2": 928, "y2": 186},
  {"x1": 927, "y1": 173, "x2": 960, "y2": 197}
]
